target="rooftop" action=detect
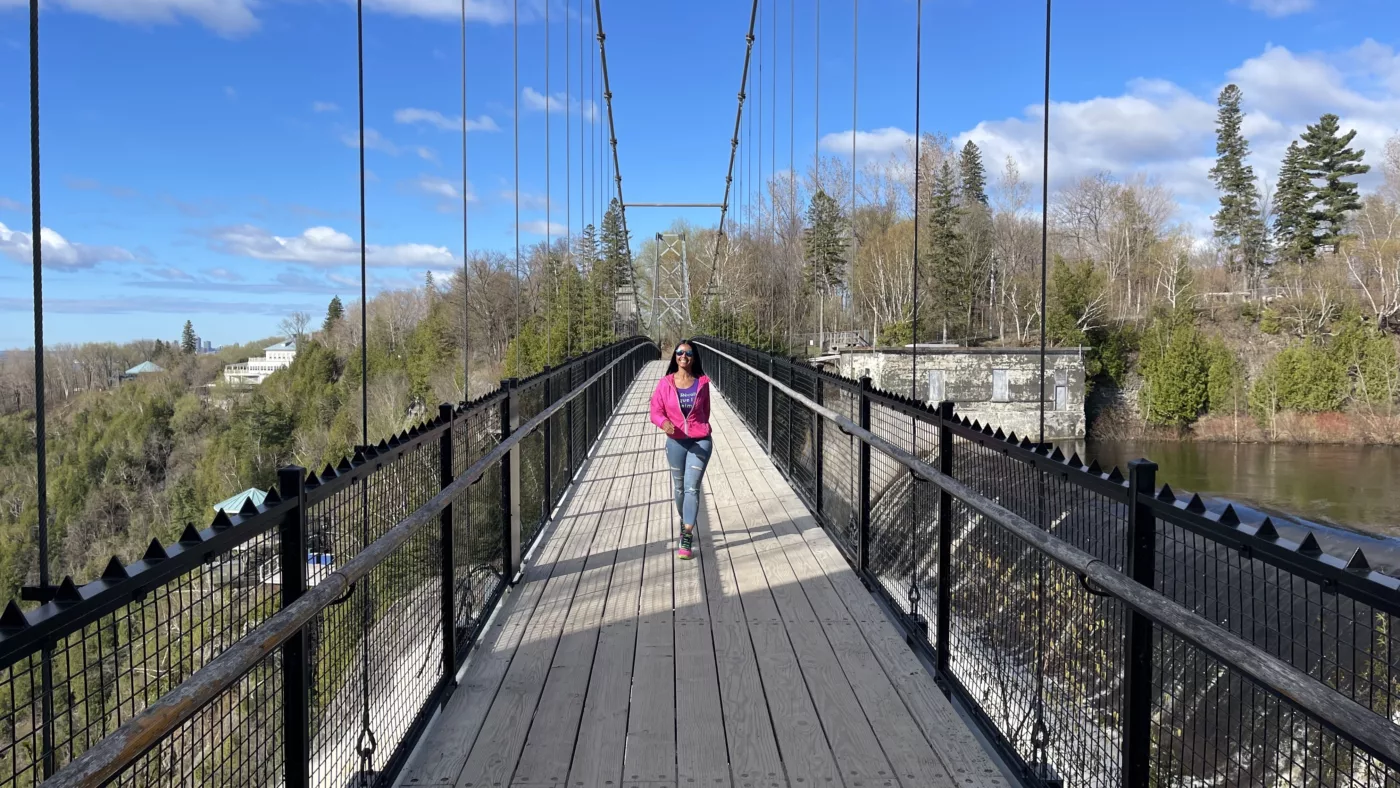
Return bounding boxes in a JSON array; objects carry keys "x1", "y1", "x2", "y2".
[
  {"x1": 212, "y1": 487, "x2": 266, "y2": 514},
  {"x1": 264, "y1": 340, "x2": 297, "y2": 352},
  {"x1": 124, "y1": 361, "x2": 164, "y2": 375}
]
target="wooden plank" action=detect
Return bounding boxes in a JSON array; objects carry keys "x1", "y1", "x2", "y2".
[
  {"x1": 707, "y1": 456, "x2": 839, "y2": 786},
  {"x1": 622, "y1": 426, "x2": 678, "y2": 788},
  {"x1": 694, "y1": 462, "x2": 787, "y2": 788},
  {"x1": 568, "y1": 374, "x2": 663, "y2": 787},
  {"x1": 752, "y1": 495, "x2": 958, "y2": 788},
  {"x1": 673, "y1": 457, "x2": 731, "y2": 787},
  {"x1": 769, "y1": 491, "x2": 1008, "y2": 787},
  {"x1": 510, "y1": 409, "x2": 647, "y2": 786},
  {"x1": 401, "y1": 422, "x2": 622, "y2": 785},
  {"x1": 451, "y1": 412, "x2": 630, "y2": 787}
]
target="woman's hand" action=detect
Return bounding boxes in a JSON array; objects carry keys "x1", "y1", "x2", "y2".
[{"x1": 661, "y1": 420, "x2": 676, "y2": 436}]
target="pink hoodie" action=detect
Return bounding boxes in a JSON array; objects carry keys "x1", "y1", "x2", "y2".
[{"x1": 649, "y1": 373, "x2": 712, "y2": 440}]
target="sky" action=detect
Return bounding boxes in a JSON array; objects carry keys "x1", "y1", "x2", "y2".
[{"x1": 1, "y1": 0, "x2": 1398, "y2": 349}]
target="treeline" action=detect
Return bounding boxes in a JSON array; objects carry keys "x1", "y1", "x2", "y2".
[
  {"x1": 0, "y1": 203, "x2": 633, "y2": 600},
  {"x1": 692, "y1": 84, "x2": 1400, "y2": 439}
]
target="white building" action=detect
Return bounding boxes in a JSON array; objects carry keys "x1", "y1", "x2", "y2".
[{"x1": 223, "y1": 340, "x2": 297, "y2": 385}]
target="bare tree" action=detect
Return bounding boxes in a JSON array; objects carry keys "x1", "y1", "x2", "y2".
[{"x1": 279, "y1": 312, "x2": 312, "y2": 346}]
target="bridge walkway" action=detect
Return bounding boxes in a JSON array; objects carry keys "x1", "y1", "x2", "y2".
[{"x1": 402, "y1": 362, "x2": 1007, "y2": 788}]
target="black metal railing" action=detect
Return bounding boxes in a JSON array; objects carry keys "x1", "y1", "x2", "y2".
[
  {"x1": 0, "y1": 336, "x2": 657, "y2": 788},
  {"x1": 695, "y1": 336, "x2": 1400, "y2": 788}
]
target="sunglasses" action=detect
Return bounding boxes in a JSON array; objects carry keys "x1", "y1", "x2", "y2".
[{"x1": 675, "y1": 350, "x2": 694, "y2": 358}]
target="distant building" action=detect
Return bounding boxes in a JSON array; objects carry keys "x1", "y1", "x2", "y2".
[
  {"x1": 195, "y1": 338, "x2": 216, "y2": 355},
  {"x1": 804, "y1": 331, "x2": 870, "y2": 355},
  {"x1": 223, "y1": 340, "x2": 297, "y2": 385},
  {"x1": 213, "y1": 487, "x2": 266, "y2": 515},
  {"x1": 119, "y1": 360, "x2": 164, "y2": 382},
  {"x1": 821, "y1": 345, "x2": 1088, "y2": 440}
]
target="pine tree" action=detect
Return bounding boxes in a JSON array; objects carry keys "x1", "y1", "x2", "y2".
[
  {"x1": 958, "y1": 141, "x2": 989, "y2": 208},
  {"x1": 424, "y1": 270, "x2": 437, "y2": 297},
  {"x1": 1299, "y1": 113, "x2": 1370, "y2": 250},
  {"x1": 598, "y1": 200, "x2": 631, "y2": 336},
  {"x1": 323, "y1": 296, "x2": 344, "y2": 332},
  {"x1": 925, "y1": 160, "x2": 966, "y2": 341},
  {"x1": 803, "y1": 188, "x2": 848, "y2": 349},
  {"x1": 181, "y1": 320, "x2": 197, "y2": 355},
  {"x1": 1273, "y1": 142, "x2": 1316, "y2": 263},
  {"x1": 1208, "y1": 85, "x2": 1268, "y2": 279}
]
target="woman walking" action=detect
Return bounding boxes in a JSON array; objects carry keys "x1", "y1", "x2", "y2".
[{"x1": 649, "y1": 340, "x2": 712, "y2": 559}]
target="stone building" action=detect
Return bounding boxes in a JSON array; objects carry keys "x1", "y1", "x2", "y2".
[{"x1": 826, "y1": 345, "x2": 1087, "y2": 440}]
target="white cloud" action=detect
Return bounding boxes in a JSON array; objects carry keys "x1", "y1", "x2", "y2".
[
  {"x1": 0, "y1": 0, "x2": 260, "y2": 36},
  {"x1": 416, "y1": 146, "x2": 439, "y2": 163},
  {"x1": 819, "y1": 127, "x2": 914, "y2": 160},
  {"x1": 207, "y1": 224, "x2": 458, "y2": 268},
  {"x1": 1235, "y1": 0, "x2": 1314, "y2": 18},
  {"x1": 360, "y1": 0, "x2": 513, "y2": 25},
  {"x1": 394, "y1": 108, "x2": 500, "y2": 132},
  {"x1": 0, "y1": 222, "x2": 135, "y2": 271},
  {"x1": 342, "y1": 128, "x2": 401, "y2": 155},
  {"x1": 0, "y1": 197, "x2": 25, "y2": 212},
  {"x1": 207, "y1": 267, "x2": 242, "y2": 282},
  {"x1": 414, "y1": 176, "x2": 476, "y2": 202},
  {"x1": 518, "y1": 219, "x2": 567, "y2": 236},
  {"x1": 148, "y1": 266, "x2": 195, "y2": 281},
  {"x1": 312, "y1": 101, "x2": 341, "y2": 113},
  {"x1": 521, "y1": 88, "x2": 598, "y2": 121},
  {"x1": 499, "y1": 190, "x2": 553, "y2": 211}
]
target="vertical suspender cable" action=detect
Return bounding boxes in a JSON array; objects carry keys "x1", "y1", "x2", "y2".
[
  {"x1": 851, "y1": 0, "x2": 857, "y2": 325},
  {"x1": 545, "y1": 0, "x2": 551, "y2": 362},
  {"x1": 566, "y1": 0, "x2": 572, "y2": 356},
  {"x1": 1031, "y1": 0, "x2": 1054, "y2": 772},
  {"x1": 770, "y1": 0, "x2": 776, "y2": 247},
  {"x1": 354, "y1": 0, "x2": 377, "y2": 781},
  {"x1": 461, "y1": 0, "x2": 470, "y2": 398},
  {"x1": 709, "y1": 0, "x2": 759, "y2": 281},
  {"x1": 29, "y1": 1, "x2": 56, "y2": 778},
  {"x1": 788, "y1": 0, "x2": 794, "y2": 236},
  {"x1": 908, "y1": 0, "x2": 922, "y2": 620},
  {"x1": 757, "y1": 0, "x2": 763, "y2": 238},
  {"x1": 513, "y1": 0, "x2": 521, "y2": 374},
  {"x1": 814, "y1": 0, "x2": 819, "y2": 190}
]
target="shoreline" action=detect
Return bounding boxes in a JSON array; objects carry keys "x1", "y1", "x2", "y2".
[{"x1": 1088, "y1": 407, "x2": 1400, "y2": 446}]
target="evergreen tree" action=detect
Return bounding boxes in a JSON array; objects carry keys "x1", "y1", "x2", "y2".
[
  {"x1": 925, "y1": 160, "x2": 966, "y2": 340},
  {"x1": 1273, "y1": 142, "x2": 1315, "y2": 263},
  {"x1": 1299, "y1": 113, "x2": 1370, "y2": 250},
  {"x1": 424, "y1": 270, "x2": 437, "y2": 297},
  {"x1": 1208, "y1": 85, "x2": 1268, "y2": 278},
  {"x1": 323, "y1": 296, "x2": 344, "y2": 332},
  {"x1": 803, "y1": 189, "x2": 848, "y2": 349},
  {"x1": 958, "y1": 141, "x2": 989, "y2": 208},
  {"x1": 597, "y1": 200, "x2": 630, "y2": 336},
  {"x1": 181, "y1": 320, "x2": 197, "y2": 355}
]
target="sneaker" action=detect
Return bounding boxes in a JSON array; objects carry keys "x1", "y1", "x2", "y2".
[{"x1": 677, "y1": 526, "x2": 695, "y2": 560}]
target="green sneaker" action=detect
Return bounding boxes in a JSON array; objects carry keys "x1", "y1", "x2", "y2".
[{"x1": 677, "y1": 526, "x2": 694, "y2": 559}]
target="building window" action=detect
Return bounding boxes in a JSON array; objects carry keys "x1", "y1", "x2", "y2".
[
  {"x1": 992, "y1": 369, "x2": 1008, "y2": 402},
  {"x1": 927, "y1": 370, "x2": 945, "y2": 404}
]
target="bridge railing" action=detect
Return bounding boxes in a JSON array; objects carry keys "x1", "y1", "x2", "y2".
[
  {"x1": 0, "y1": 336, "x2": 657, "y2": 788},
  {"x1": 695, "y1": 336, "x2": 1400, "y2": 788}
]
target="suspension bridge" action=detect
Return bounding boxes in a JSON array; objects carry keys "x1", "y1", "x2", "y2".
[{"x1": 7, "y1": 1, "x2": 1400, "y2": 787}]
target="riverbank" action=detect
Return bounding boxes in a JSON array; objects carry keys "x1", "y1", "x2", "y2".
[{"x1": 1090, "y1": 405, "x2": 1400, "y2": 445}]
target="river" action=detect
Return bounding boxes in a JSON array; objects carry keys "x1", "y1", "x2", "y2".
[{"x1": 1085, "y1": 438, "x2": 1400, "y2": 573}]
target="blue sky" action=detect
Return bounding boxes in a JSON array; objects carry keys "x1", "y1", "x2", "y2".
[{"x1": 1, "y1": 0, "x2": 1399, "y2": 348}]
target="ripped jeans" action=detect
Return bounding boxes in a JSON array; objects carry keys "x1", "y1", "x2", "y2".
[{"x1": 664, "y1": 436, "x2": 713, "y2": 527}]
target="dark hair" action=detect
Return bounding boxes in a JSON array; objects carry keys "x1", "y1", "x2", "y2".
[{"x1": 664, "y1": 339, "x2": 706, "y2": 378}]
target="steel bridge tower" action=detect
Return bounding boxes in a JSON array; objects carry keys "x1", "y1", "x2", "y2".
[{"x1": 649, "y1": 232, "x2": 692, "y2": 332}]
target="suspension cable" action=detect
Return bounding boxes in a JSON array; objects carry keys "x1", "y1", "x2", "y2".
[
  {"x1": 788, "y1": 0, "x2": 794, "y2": 237},
  {"x1": 461, "y1": 0, "x2": 470, "y2": 399},
  {"x1": 27, "y1": 0, "x2": 47, "y2": 593},
  {"x1": 770, "y1": 0, "x2": 776, "y2": 246},
  {"x1": 757, "y1": 1, "x2": 763, "y2": 238},
  {"x1": 814, "y1": 0, "x2": 819, "y2": 191},
  {"x1": 566, "y1": 0, "x2": 572, "y2": 356},
  {"x1": 907, "y1": 0, "x2": 922, "y2": 624},
  {"x1": 593, "y1": 0, "x2": 629, "y2": 257},
  {"x1": 709, "y1": 0, "x2": 759, "y2": 285},
  {"x1": 851, "y1": 0, "x2": 857, "y2": 326},
  {"x1": 354, "y1": 0, "x2": 376, "y2": 781},
  {"x1": 513, "y1": 0, "x2": 521, "y2": 374},
  {"x1": 545, "y1": 0, "x2": 551, "y2": 362}
]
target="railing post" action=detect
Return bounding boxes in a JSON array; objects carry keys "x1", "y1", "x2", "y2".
[
  {"x1": 542, "y1": 367, "x2": 553, "y2": 510},
  {"x1": 936, "y1": 401, "x2": 955, "y2": 674},
  {"x1": 438, "y1": 403, "x2": 457, "y2": 694},
  {"x1": 1124, "y1": 459, "x2": 1158, "y2": 788},
  {"x1": 814, "y1": 376, "x2": 824, "y2": 512},
  {"x1": 501, "y1": 378, "x2": 522, "y2": 583},
  {"x1": 766, "y1": 353, "x2": 775, "y2": 454},
  {"x1": 857, "y1": 376, "x2": 872, "y2": 575},
  {"x1": 278, "y1": 465, "x2": 310, "y2": 788}
]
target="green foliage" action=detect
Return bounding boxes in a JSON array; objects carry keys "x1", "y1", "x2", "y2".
[
  {"x1": 1330, "y1": 311, "x2": 1400, "y2": 409},
  {"x1": 1206, "y1": 340, "x2": 1246, "y2": 415},
  {"x1": 1249, "y1": 342, "x2": 1350, "y2": 420},
  {"x1": 1209, "y1": 84, "x2": 1268, "y2": 276},
  {"x1": 1274, "y1": 142, "x2": 1316, "y2": 263},
  {"x1": 924, "y1": 160, "x2": 967, "y2": 338},
  {"x1": 803, "y1": 189, "x2": 848, "y2": 293},
  {"x1": 1299, "y1": 113, "x2": 1370, "y2": 249},
  {"x1": 878, "y1": 320, "x2": 913, "y2": 347},
  {"x1": 1138, "y1": 310, "x2": 1210, "y2": 427},
  {"x1": 1260, "y1": 307, "x2": 1282, "y2": 334},
  {"x1": 324, "y1": 295, "x2": 344, "y2": 332},
  {"x1": 181, "y1": 320, "x2": 197, "y2": 355},
  {"x1": 958, "y1": 141, "x2": 988, "y2": 207}
]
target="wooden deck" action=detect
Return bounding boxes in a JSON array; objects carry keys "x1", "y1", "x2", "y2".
[{"x1": 402, "y1": 362, "x2": 1007, "y2": 788}]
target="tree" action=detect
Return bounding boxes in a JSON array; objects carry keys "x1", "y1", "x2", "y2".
[
  {"x1": 925, "y1": 160, "x2": 965, "y2": 340},
  {"x1": 958, "y1": 141, "x2": 988, "y2": 208},
  {"x1": 181, "y1": 321, "x2": 197, "y2": 355},
  {"x1": 803, "y1": 189, "x2": 848, "y2": 350},
  {"x1": 323, "y1": 296, "x2": 344, "y2": 333},
  {"x1": 1300, "y1": 113, "x2": 1371, "y2": 251},
  {"x1": 598, "y1": 200, "x2": 631, "y2": 335},
  {"x1": 279, "y1": 312, "x2": 311, "y2": 346},
  {"x1": 1274, "y1": 142, "x2": 1315, "y2": 264},
  {"x1": 1208, "y1": 85, "x2": 1268, "y2": 280}
]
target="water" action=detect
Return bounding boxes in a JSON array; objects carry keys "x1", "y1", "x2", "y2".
[{"x1": 1087, "y1": 439, "x2": 1400, "y2": 573}]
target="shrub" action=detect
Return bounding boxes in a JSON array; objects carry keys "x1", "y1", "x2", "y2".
[{"x1": 1249, "y1": 342, "x2": 1350, "y2": 423}]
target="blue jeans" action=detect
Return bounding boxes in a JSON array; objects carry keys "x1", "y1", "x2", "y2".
[{"x1": 665, "y1": 437, "x2": 713, "y2": 527}]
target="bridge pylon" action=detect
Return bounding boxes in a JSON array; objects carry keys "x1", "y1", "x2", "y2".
[{"x1": 649, "y1": 232, "x2": 692, "y2": 335}]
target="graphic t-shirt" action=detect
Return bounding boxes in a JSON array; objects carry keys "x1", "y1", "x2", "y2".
[{"x1": 677, "y1": 378, "x2": 699, "y2": 418}]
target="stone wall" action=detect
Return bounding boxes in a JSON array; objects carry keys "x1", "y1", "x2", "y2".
[{"x1": 831, "y1": 347, "x2": 1087, "y2": 440}]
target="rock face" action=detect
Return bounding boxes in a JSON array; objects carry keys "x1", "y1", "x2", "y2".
[{"x1": 832, "y1": 346, "x2": 1088, "y2": 440}]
